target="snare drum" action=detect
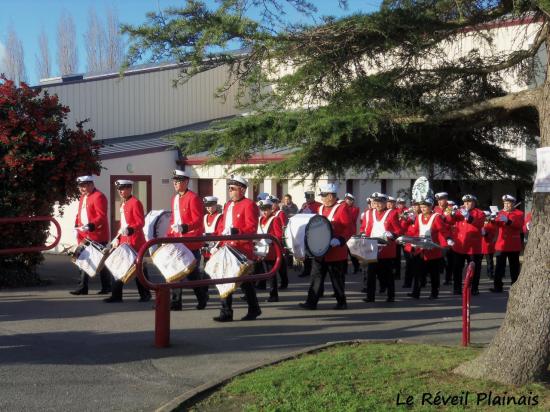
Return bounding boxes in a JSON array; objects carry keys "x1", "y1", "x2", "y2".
[
  {"x1": 104, "y1": 243, "x2": 137, "y2": 284},
  {"x1": 284, "y1": 214, "x2": 332, "y2": 259},
  {"x1": 72, "y1": 239, "x2": 109, "y2": 277},
  {"x1": 346, "y1": 236, "x2": 378, "y2": 263},
  {"x1": 144, "y1": 210, "x2": 172, "y2": 254},
  {"x1": 204, "y1": 245, "x2": 254, "y2": 298},
  {"x1": 151, "y1": 243, "x2": 196, "y2": 283}
]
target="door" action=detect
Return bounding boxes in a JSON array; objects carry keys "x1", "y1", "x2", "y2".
[{"x1": 110, "y1": 175, "x2": 152, "y2": 238}]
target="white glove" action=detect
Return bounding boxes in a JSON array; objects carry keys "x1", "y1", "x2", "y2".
[
  {"x1": 498, "y1": 214, "x2": 509, "y2": 223},
  {"x1": 171, "y1": 224, "x2": 183, "y2": 233},
  {"x1": 526, "y1": 222, "x2": 531, "y2": 231},
  {"x1": 330, "y1": 238, "x2": 341, "y2": 247},
  {"x1": 396, "y1": 236, "x2": 404, "y2": 244},
  {"x1": 481, "y1": 228, "x2": 487, "y2": 236},
  {"x1": 73, "y1": 228, "x2": 78, "y2": 239},
  {"x1": 80, "y1": 225, "x2": 90, "y2": 232},
  {"x1": 460, "y1": 208, "x2": 469, "y2": 219},
  {"x1": 222, "y1": 227, "x2": 232, "y2": 235},
  {"x1": 111, "y1": 238, "x2": 119, "y2": 248},
  {"x1": 447, "y1": 239, "x2": 455, "y2": 247},
  {"x1": 120, "y1": 226, "x2": 130, "y2": 236},
  {"x1": 210, "y1": 247, "x2": 219, "y2": 255},
  {"x1": 383, "y1": 231, "x2": 394, "y2": 240}
]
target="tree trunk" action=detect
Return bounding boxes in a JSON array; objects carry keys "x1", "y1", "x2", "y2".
[{"x1": 454, "y1": 45, "x2": 550, "y2": 385}]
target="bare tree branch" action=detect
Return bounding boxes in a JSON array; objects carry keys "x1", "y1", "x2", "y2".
[
  {"x1": 35, "y1": 29, "x2": 51, "y2": 80},
  {"x1": 57, "y1": 11, "x2": 79, "y2": 75},
  {"x1": 84, "y1": 7, "x2": 106, "y2": 73},
  {"x1": 2, "y1": 25, "x2": 26, "y2": 85}
]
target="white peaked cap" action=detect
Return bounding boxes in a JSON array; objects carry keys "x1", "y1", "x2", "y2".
[
  {"x1": 204, "y1": 196, "x2": 218, "y2": 204},
  {"x1": 396, "y1": 197, "x2": 406, "y2": 203},
  {"x1": 462, "y1": 194, "x2": 478, "y2": 202},
  {"x1": 387, "y1": 196, "x2": 396, "y2": 202},
  {"x1": 115, "y1": 179, "x2": 134, "y2": 186},
  {"x1": 227, "y1": 174, "x2": 248, "y2": 187},
  {"x1": 319, "y1": 183, "x2": 338, "y2": 193},
  {"x1": 344, "y1": 193, "x2": 355, "y2": 200},
  {"x1": 371, "y1": 192, "x2": 388, "y2": 201},
  {"x1": 259, "y1": 198, "x2": 274, "y2": 208},
  {"x1": 76, "y1": 175, "x2": 95, "y2": 183},
  {"x1": 435, "y1": 192, "x2": 449, "y2": 199},
  {"x1": 173, "y1": 169, "x2": 189, "y2": 179},
  {"x1": 502, "y1": 194, "x2": 516, "y2": 202}
]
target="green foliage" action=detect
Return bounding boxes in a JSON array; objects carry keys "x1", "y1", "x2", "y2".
[
  {"x1": 0, "y1": 77, "x2": 101, "y2": 286},
  {"x1": 128, "y1": 0, "x2": 542, "y2": 183},
  {"x1": 184, "y1": 342, "x2": 550, "y2": 411}
]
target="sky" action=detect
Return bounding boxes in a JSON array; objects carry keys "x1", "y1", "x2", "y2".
[{"x1": 0, "y1": 0, "x2": 381, "y2": 86}]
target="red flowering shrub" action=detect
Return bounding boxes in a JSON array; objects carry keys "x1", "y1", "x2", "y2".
[{"x1": 0, "y1": 76, "x2": 101, "y2": 286}]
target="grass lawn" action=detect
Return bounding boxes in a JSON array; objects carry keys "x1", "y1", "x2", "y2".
[{"x1": 182, "y1": 342, "x2": 550, "y2": 411}]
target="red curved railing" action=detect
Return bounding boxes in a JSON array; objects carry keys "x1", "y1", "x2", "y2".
[
  {"x1": 0, "y1": 216, "x2": 62, "y2": 255},
  {"x1": 462, "y1": 262, "x2": 475, "y2": 347},
  {"x1": 135, "y1": 233, "x2": 283, "y2": 348}
]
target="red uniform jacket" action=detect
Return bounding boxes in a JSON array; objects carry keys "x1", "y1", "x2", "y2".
[
  {"x1": 273, "y1": 207, "x2": 288, "y2": 227},
  {"x1": 348, "y1": 205, "x2": 360, "y2": 236},
  {"x1": 300, "y1": 200, "x2": 321, "y2": 214},
  {"x1": 434, "y1": 204, "x2": 455, "y2": 225},
  {"x1": 118, "y1": 196, "x2": 146, "y2": 250},
  {"x1": 362, "y1": 208, "x2": 402, "y2": 259},
  {"x1": 494, "y1": 209, "x2": 524, "y2": 252},
  {"x1": 481, "y1": 221, "x2": 497, "y2": 255},
  {"x1": 216, "y1": 197, "x2": 259, "y2": 259},
  {"x1": 75, "y1": 189, "x2": 110, "y2": 243},
  {"x1": 202, "y1": 212, "x2": 223, "y2": 259},
  {"x1": 258, "y1": 214, "x2": 284, "y2": 261},
  {"x1": 451, "y1": 208, "x2": 485, "y2": 255},
  {"x1": 318, "y1": 202, "x2": 353, "y2": 262},
  {"x1": 406, "y1": 213, "x2": 451, "y2": 260},
  {"x1": 167, "y1": 190, "x2": 205, "y2": 251}
]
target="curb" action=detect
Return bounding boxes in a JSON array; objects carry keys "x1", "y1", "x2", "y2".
[{"x1": 154, "y1": 338, "x2": 405, "y2": 412}]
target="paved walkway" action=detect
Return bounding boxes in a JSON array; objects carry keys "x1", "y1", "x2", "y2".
[{"x1": 0, "y1": 254, "x2": 509, "y2": 411}]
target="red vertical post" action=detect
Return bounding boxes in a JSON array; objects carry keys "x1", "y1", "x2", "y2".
[
  {"x1": 462, "y1": 262, "x2": 475, "y2": 347},
  {"x1": 155, "y1": 288, "x2": 171, "y2": 348}
]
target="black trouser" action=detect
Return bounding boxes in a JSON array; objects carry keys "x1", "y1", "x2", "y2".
[
  {"x1": 453, "y1": 253, "x2": 482, "y2": 294},
  {"x1": 171, "y1": 250, "x2": 209, "y2": 306},
  {"x1": 412, "y1": 257, "x2": 441, "y2": 298},
  {"x1": 305, "y1": 258, "x2": 346, "y2": 306},
  {"x1": 402, "y1": 250, "x2": 414, "y2": 287},
  {"x1": 111, "y1": 265, "x2": 151, "y2": 300},
  {"x1": 444, "y1": 249, "x2": 455, "y2": 284},
  {"x1": 393, "y1": 246, "x2": 402, "y2": 279},
  {"x1": 485, "y1": 253, "x2": 494, "y2": 277},
  {"x1": 493, "y1": 251, "x2": 521, "y2": 291},
  {"x1": 348, "y1": 248, "x2": 360, "y2": 273},
  {"x1": 366, "y1": 259, "x2": 394, "y2": 301},
  {"x1": 220, "y1": 281, "x2": 259, "y2": 317},
  {"x1": 255, "y1": 260, "x2": 279, "y2": 297},
  {"x1": 76, "y1": 241, "x2": 112, "y2": 292},
  {"x1": 301, "y1": 257, "x2": 312, "y2": 276},
  {"x1": 279, "y1": 257, "x2": 289, "y2": 288}
]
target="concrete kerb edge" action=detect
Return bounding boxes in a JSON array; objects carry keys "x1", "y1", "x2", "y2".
[{"x1": 155, "y1": 338, "x2": 409, "y2": 412}]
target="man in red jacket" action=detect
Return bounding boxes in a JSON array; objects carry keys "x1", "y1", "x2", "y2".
[
  {"x1": 298, "y1": 190, "x2": 322, "y2": 278},
  {"x1": 167, "y1": 170, "x2": 208, "y2": 311},
  {"x1": 490, "y1": 195, "x2": 524, "y2": 292},
  {"x1": 362, "y1": 192, "x2": 402, "y2": 303},
  {"x1": 450, "y1": 194, "x2": 485, "y2": 295},
  {"x1": 269, "y1": 196, "x2": 289, "y2": 288},
  {"x1": 434, "y1": 192, "x2": 455, "y2": 286},
  {"x1": 300, "y1": 183, "x2": 353, "y2": 310},
  {"x1": 105, "y1": 180, "x2": 151, "y2": 303},
  {"x1": 202, "y1": 196, "x2": 223, "y2": 264},
  {"x1": 213, "y1": 175, "x2": 261, "y2": 322},
  {"x1": 70, "y1": 175, "x2": 112, "y2": 295},
  {"x1": 344, "y1": 193, "x2": 361, "y2": 274},
  {"x1": 481, "y1": 211, "x2": 498, "y2": 279},
  {"x1": 255, "y1": 198, "x2": 284, "y2": 302}
]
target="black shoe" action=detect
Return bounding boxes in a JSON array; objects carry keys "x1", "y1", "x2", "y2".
[
  {"x1": 213, "y1": 314, "x2": 233, "y2": 322},
  {"x1": 97, "y1": 290, "x2": 110, "y2": 295},
  {"x1": 70, "y1": 289, "x2": 88, "y2": 295},
  {"x1": 360, "y1": 288, "x2": 367, "y2": 293},
  {"x1": 298, "y1": 273, "x2": 309, "y2": 278},
  {"x1": 401, "y1": 284, "x2": 411, "y2": 288},
  {"x1": 299, "y1": 302, "x2": 317, "y2": 310},
  {"x1": 489, "y1": 288, "x2": 503, "y2": 293},
  {"x1": 471, "y1": 289, "x2": 480, "y2": 296},
  {"x1": 333, "y1": 302, "x2": 348, "y2": 310},
  {"x1": 407, "y1": 293, "x2": 420, "y2": 299},
  {"x1": 266, "y1": 296, "x2": 279, "y2": 302},
  {"x1": 379, "y1": 288, "x2": 386, "y2": 294},
  {"x1": 104, "y1": 296, "x2": 122, "y2": 303},
  {"x1": 196, "y1": 300, "x2": 208, "y2": 310},
  {"x1": 241, "y1": 309, "x2": 261, "y2": 321},
  {"x1": 386, "y1": 297, "x2": 395, "y2": 302},
  {"x1": 139, "y1": 295, "x2": 151, "y2": 303},
  {"x1": 429, "y1": 294, "x2": 438, "y2": 300},
  {"x1": 170, "y1": 302, "x2": 183, "y2": 311},
  {"x1": 279, "y1": 284, "x2": 288, "y2": 290},
  {"x1": 363, "y1": 297, "x2": 375, "y2": 303}
]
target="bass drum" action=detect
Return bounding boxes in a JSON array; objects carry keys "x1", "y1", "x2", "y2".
[
  {"x1": 284, "y1": 214, "x2": 332, "y2": 260},
  {"x1": 143, "y1": 210, "x2": 173, "y2": 254}
]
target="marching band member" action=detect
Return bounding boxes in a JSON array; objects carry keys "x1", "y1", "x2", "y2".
[
  {"x1": 386, "y1": 196, "x2": 401, "y2": 280},
  {"x1": 386, "y1": 196, "x2": 397, "y2": 210},
  {"x1": 299, "y1": 183, "x2": 353, "y2": 310},
  {"x1": 202, "y1": 196, "x2": 223, "y2": 264},
  {"x1": 344, "y1": 193, "x2": 361, "y2": 274},
  {"x1": 167, "y1": 170, "x2": 209, "y2": 311},
  {"x1": 434, "y1": 192, "x2": 455, "y2": 286},
  {"x1": 213, "y1": 175, "x2": 261, "y2": 322},
  {"x1": 362, "y1": 192, "x2": 402, "y2": 303},
  {"x1": 400, "y1": 198, "x2": 452, "y2": 299},
  {"x1": 481, "y1": 211, "x2": 498, "y2": 279},
  {"x1": 450, "y1": 194, "x2": 485, "y2": 295},
  {"x1": 70, "y1": 175, "x2": 112, "y2": 296},
  {"x1": 256, "y1": 198, "x2": 284, "y2": 302},
  {"x1": 399, "y1": 200, "x2": 419, "y2": 289},
  {"x1": 359, "y1": 197, "x2": 372, "y2": 292},
  {"x1": 298, "y1": 191, "x2": 322, "y2": 278},
  {"x1": 105, "y1": 180, "x2": 151, "y2": 303},
  {"x1": 490, "y1": 195, "x2": 524, "y2": 292},
  {"x1": 268, "y1": 196, "x2": 289, "y2": 289}
]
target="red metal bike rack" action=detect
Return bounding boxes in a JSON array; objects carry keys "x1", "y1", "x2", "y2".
[
  {"x1": 135, "y1": 233, "x2": 283, "y2": 348},
  {"x1": 462, "y1": 262, "x2": 475, "y2": 347},
  {"x1": 0, "y1": 216, "x2": 62, "y2": 255}
]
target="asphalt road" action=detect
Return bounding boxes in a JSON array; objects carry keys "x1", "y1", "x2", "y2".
[{"x1": 0, "y1": 254, "x2": 509, "y2": 411}]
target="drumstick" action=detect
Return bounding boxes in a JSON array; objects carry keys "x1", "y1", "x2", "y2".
[{"x1": 105, "y1": 233, "x2": 122, "y2": 252}]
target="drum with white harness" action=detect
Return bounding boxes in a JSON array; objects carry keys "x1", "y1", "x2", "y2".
[
  {"x1": 284, "y1": 214, "x2": 332, "y2": 260},
  {"x1": 71, "y1": 239, "x2": 110, "y2": 277}
]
